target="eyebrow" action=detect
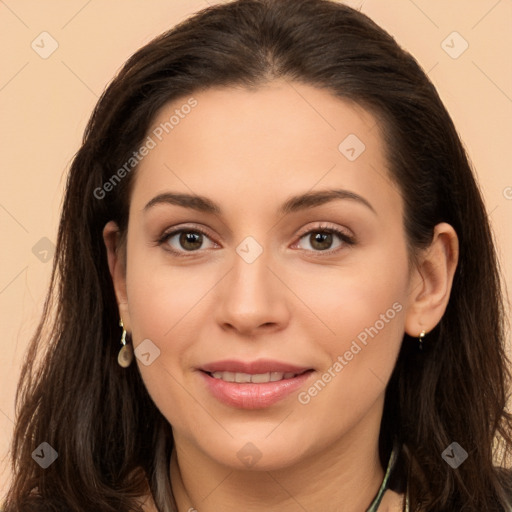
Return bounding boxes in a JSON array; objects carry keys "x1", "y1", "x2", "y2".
[{"x1": 143, "y1": 189, "x2": 376, "y2": 216}]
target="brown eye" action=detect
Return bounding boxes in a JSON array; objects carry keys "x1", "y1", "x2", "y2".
[
  {"x1": 159, "y1": 228, "x2": 217, "y2": 256},
  {"x1": 177, "y1": 231, "x2": 204, "y2": 251},
  {"x1": 296, "y1": 226, "x2": 354, "y2": 254},
  {"x1": 309, "y1": 231, "x2": 334, "y2": 251}
]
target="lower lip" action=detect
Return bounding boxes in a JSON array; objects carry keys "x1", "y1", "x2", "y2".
[{"x1": 199, "y1": 370, "x2": 314, "y2": 409}]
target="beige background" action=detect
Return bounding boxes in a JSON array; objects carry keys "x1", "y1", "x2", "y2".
[{"x1": 1, "y1": 0, "x2": 511, "y2": 499}]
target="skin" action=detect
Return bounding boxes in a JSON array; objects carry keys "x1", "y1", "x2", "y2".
[{"x1": 104, "y1": 79, "x2": 458, "y2": 512}]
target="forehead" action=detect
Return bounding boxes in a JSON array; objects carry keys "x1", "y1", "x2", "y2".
[{"x1": 130, "y1": 80, "x2": 399, "y2": 219}]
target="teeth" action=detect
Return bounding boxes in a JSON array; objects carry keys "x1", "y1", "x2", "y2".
[
  {"x1": 210, "y1": 371, "x2": 299, "y2": 383},
  {"x1": 235, "y1": 372, "x2": 252, "y2": 383}
]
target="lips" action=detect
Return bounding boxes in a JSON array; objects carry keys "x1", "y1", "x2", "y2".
[{"x1": 198, "y1": 359, "x2": 315, "y2": 409}]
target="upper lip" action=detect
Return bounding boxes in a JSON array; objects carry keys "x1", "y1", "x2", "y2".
[{"x1": 200, "y1": 359, "x2": 313, "y2": 375}]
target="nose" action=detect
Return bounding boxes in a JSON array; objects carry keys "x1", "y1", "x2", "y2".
[{"x1": 214, "y1": 246, "x2": 291, "y2": 336}]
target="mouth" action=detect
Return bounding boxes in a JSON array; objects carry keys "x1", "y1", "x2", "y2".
[
  {"x1": 197, "y1": 360, "x2": 315, "y2": 409},
  {"x1": 203, "y1": 369, "x2": 312, "y2": 383}
]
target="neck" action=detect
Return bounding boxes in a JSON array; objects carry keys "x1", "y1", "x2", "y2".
[{"x1": 169, "y1": 401, "x2": 388, "y2": 512}]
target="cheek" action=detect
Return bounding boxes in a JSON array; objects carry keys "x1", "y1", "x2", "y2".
[
  {"x1": 123, "y1": 245, "x2": 222, "y2": 428},
  {"x1": 298, "y1": 241, "x2": 409, "y2": 351},
  {"x1": 126, "y1": 256, "x2": 263, "y2": 439},
  {"x1": 125, "y1": 243, "x2": 214, "y2": 342},
  {"x1": 293, "y1": 240, "x2": 409, "y2": 410}
]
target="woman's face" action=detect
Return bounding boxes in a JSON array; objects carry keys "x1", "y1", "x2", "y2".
[{"x1": 114, "y1": 80, "x2": 416, "y2": 470}]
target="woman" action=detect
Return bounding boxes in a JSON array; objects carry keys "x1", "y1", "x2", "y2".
[{"x1": 4, "y1": 0, "x2": 512, "y2": 510}]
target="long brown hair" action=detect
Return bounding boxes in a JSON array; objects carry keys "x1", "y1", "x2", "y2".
[{"x1": 4, "y1": 0, "x2": 512, "y2": 510}]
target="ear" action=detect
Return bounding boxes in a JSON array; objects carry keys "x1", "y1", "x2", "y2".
[
  {"x1": 103, "y1": 220, "x2": 131, "y2": 332},
  {"x1": 404, "y1": 222, "x2": 459, "y2": 337}
]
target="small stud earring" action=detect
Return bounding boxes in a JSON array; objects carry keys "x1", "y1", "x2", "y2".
[
  {"x1": 117, "y1": 318, "x2": 134, "y2": 368},
  {"x1": 418, "y1": 330, "x2": 426, "y2": 351}
]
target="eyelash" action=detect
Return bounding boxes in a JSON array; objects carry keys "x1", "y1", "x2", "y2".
[{"x1": 156, "y1": 223, "x2": 355, "y2": 258}]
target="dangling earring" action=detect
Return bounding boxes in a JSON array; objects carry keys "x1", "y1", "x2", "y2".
[
  {"x1": 118, "y1": 318, "x2": 134, "y2": 368},
  {"x1": 418, "y1": 330, "x2": 426, "y2": 351}
]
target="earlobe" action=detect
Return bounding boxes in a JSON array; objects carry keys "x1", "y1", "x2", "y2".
[
  {"x1": 404, "y1": 222, "x2": 459, "y2": 337},
  {"x1": 102, "y1": 220, "x2": 131, "y2": 330}
]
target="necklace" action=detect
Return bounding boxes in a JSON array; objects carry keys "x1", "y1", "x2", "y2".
[
  {"x1": 171, "y1": 444, "x2": 409, "y2": 512},
  {"x1": 366, "y1": 444, "x2": 409, "y2": 512}
]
